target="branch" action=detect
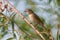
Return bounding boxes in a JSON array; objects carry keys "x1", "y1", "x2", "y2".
[
  {"x1": 4, "y1": 0, "x2": 45, "y2": 40},
  {"x1": 48, "y1": 29, "x2": 54, "y2": 40}
]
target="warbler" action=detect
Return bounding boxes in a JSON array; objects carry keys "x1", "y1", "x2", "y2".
[{"x1": 24, "y1": 9, "x2": 45, "y2": 27}]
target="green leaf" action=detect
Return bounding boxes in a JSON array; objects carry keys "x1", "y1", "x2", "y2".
[
  {"x1": 7, "y1": 38, "x2": 13, "y2": 40},
  {"x1": 10, "y1": 14, "x2": 16, "y2": 38},
  {"x1": 56, "y1": 0, "x2": 60, "y2": 6},
  {"x1": 43, "y1": 33, "x2": 49, "y2": 40},
  {"x1": 24, "y1": 35, "x2": 32, "y2": 40}
]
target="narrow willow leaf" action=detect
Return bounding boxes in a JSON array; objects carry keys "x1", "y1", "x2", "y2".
[
  {"x1": 59, "y1": 35, "x2": 60, "y2": 40},
  {"x1": 43, "y1": 33, "x2": 49, "y2": 40},
  {"x1": 7, "y1": 38, "x2": 13, "y2": 40},
  {"x1": 10, "y1": 14, "x2": 16, "y2": 38},
  {"x1": 56, "y1": 0, "x2": 60, "y2": 6},
  {"x1": 24, "y1": 35, "x2": 32, "y2": 40}
]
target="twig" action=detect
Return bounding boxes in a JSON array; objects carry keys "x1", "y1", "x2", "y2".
[
  {"x1": 41, "y1": 32, "x2": 49, "y2": 36},
  {"x1": 4, "y1": 0, "x2": 45, "y2": 40},
  {"x1": 48, "y1": 29, "x2": 54, "y2": 40},
  {"x1": 57, "y1": 23, "x2": 60, "y2": 40}
]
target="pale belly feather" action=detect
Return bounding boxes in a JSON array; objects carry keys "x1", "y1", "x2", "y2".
[{"x1": 29, "y1": 14, "x2": 36, "y2": 22}]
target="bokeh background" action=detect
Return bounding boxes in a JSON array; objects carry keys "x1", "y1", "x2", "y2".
[{"x1": 0, "y1": 0, "x2": 60, "y2": 40}]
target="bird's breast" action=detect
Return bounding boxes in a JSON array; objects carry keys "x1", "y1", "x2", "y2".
[{"x1": 29, "y1": 14, "x2": 36, "y2": 22}]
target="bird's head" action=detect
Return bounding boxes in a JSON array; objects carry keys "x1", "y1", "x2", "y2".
[{"x1": 24, "y1": 9, "x2": 34, "y2": 15}]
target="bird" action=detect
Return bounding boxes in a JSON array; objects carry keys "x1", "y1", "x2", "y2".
[{"x1": 24, "y1": 9, "x2": 45, "y2": 28}]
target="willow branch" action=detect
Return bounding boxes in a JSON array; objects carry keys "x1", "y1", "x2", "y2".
[
  {"x1": 5, "y1": 0, "x2": 45, "y2": 40},
  {"x1": 48, "y1": 29, "x2": 54, "y2": 40}
]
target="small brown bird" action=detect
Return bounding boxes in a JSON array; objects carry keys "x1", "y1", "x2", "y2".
[{"x1": 24, "y1": 9, "x2": 45, "y2": 27}]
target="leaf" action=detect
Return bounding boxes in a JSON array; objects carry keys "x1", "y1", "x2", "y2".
[
  {"x1": 45, "y1": 23, "x2": 53, "y2": 31},
  {"x1": 11, "y1": 19, "x2": 14, "y2": 33},
  {"x1": 43, "y1": 33, "x2": 49, "y2": 40},
  {"x1": 24, "y1": 35, "x2": 32, "y2": 40},
  {"x1": 7, "y1": 38, "x2": 13, "y2": 40},
  {"x1": 10, "y1": 14, "x2": 16, "y2": 38},
  {"x1": 59, "y1": 35, "x2": 60, "y2": 40},
  {"x1": 0, "y1": 33, "x2": 4, "y2": 39},
  {"x1": 56, "y1": 0, "x2": 60, "y2": 6}
]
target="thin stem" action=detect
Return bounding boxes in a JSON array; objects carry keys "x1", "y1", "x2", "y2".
[{"x1": 48, "y1": 29, "x2": 54, "y2": 40}]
